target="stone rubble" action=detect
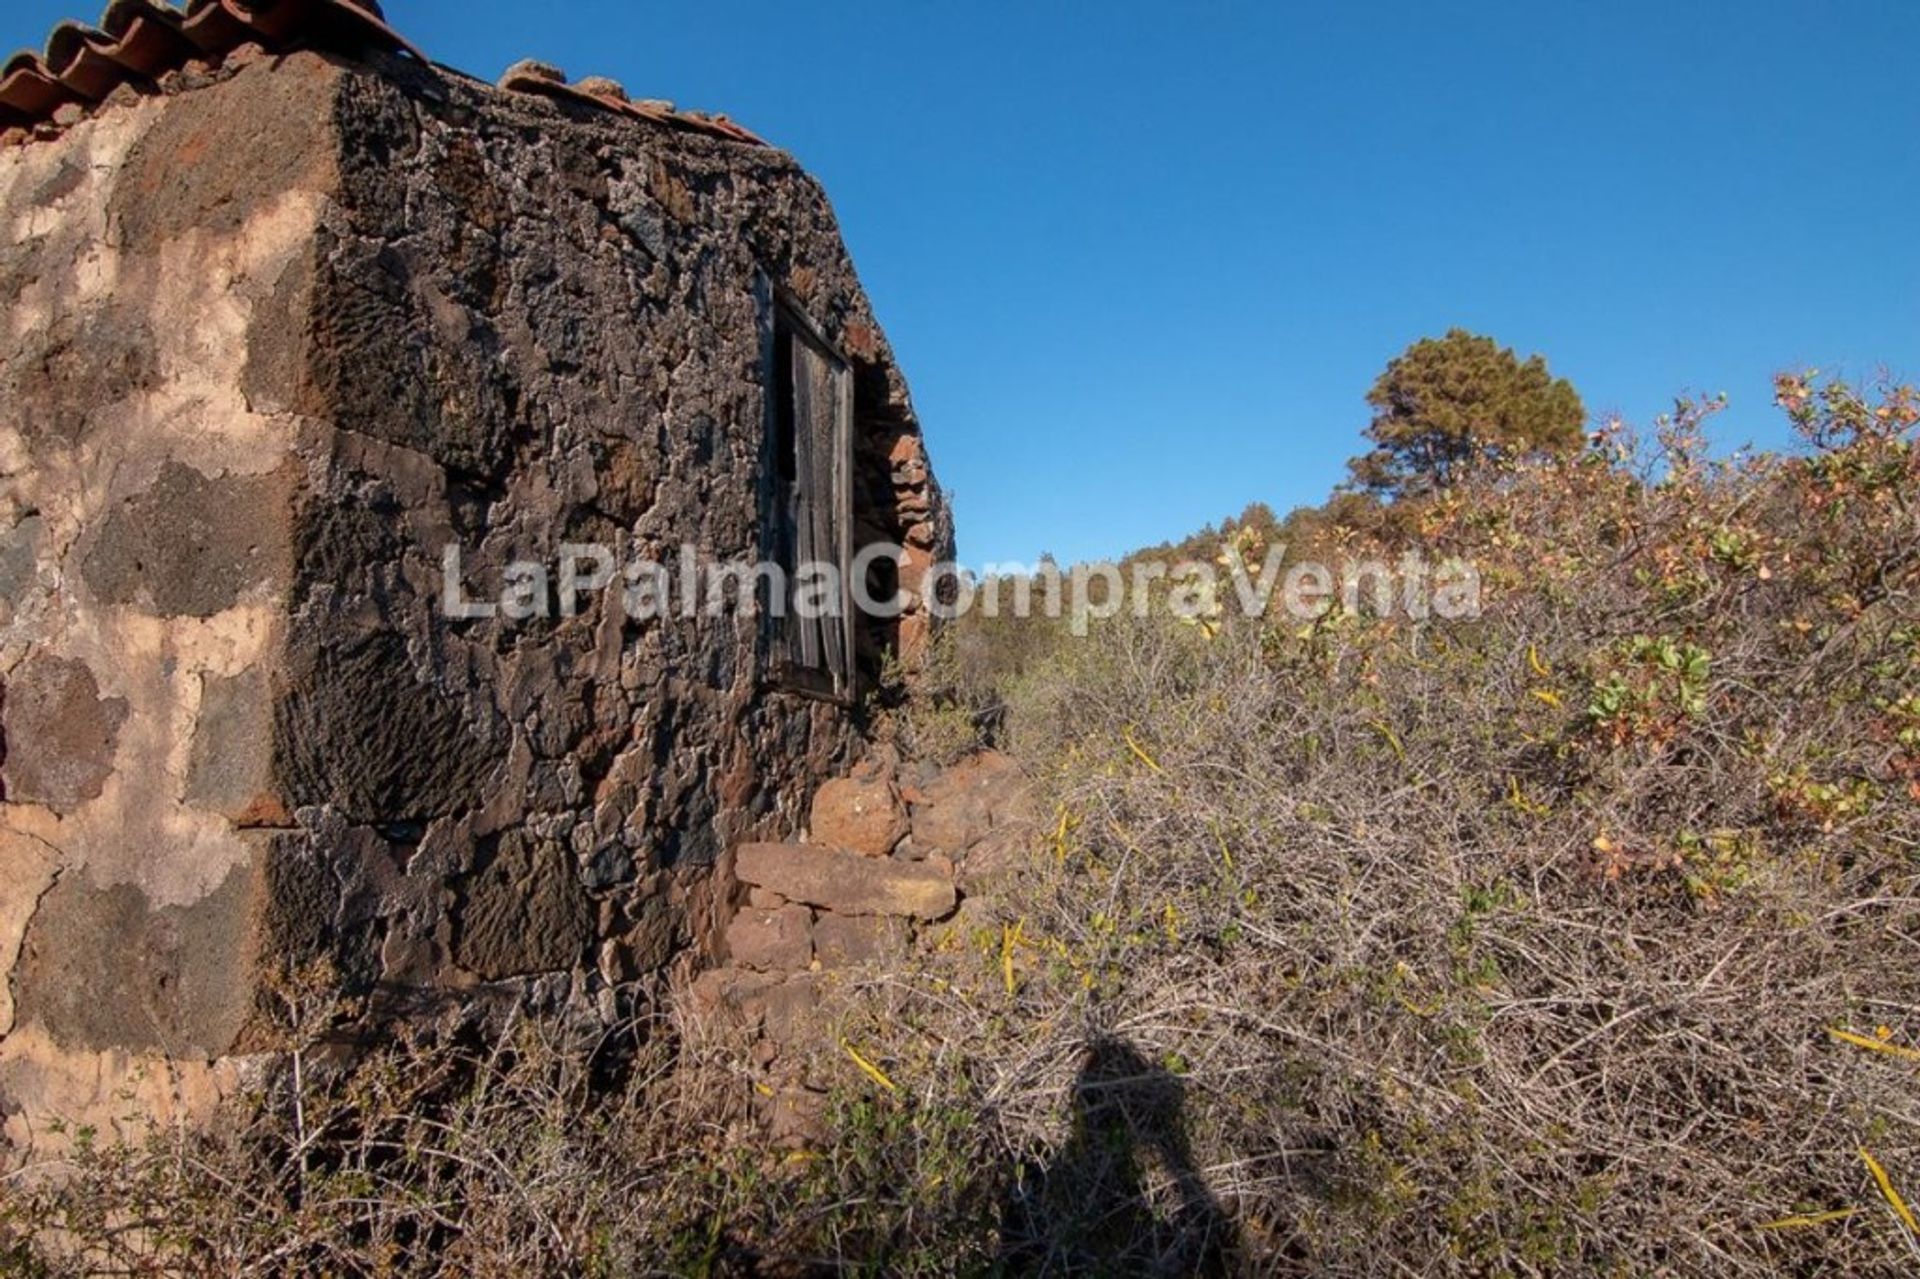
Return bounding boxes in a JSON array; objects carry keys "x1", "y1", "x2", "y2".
[
  {"x1": 686, "y1": 749, "x2": 1034, "y2": 1147},
  {"x1": 806, "y1": 764, "x2": 909, "y2": 858}
]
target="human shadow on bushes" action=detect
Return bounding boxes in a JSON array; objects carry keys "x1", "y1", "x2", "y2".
[{"x1": 997, "y1": 1036, "x2": 1241, "y2": 1276}]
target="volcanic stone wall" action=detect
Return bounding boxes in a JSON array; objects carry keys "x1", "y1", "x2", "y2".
[{"x1": 0, "y1": 46, "x2": 948, "y2": 1150}]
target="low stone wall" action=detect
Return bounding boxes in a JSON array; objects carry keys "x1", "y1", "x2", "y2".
[{"x1": 691, "y1": 750, "x2": 1036, "y2": 1145}]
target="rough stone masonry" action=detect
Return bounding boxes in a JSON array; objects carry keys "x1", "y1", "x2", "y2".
[{"x1": 0, "y1": 24, "x2": 949, "y2": 1152}]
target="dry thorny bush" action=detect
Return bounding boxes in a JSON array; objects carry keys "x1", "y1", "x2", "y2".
[
  {"x1": 966, "y1": 375, "x2": 1920, "y2": 1274},
  {"x1": 4, "y1": 375, "x2": 1919, "y2": 1276},
  {"x1": 0, "y1": 988, "x2": 760, "y2": 1277}
]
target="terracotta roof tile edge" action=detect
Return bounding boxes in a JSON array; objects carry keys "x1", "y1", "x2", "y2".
[
  {"x1": 2, "y1": 0, "x2": 424, "y2": 133},
  {"x1": 496, "y1": 62, "x2": 771, "y2": 149},
  {"x1": 2, "y1": 5, "x2": 775, "y2": 150}
]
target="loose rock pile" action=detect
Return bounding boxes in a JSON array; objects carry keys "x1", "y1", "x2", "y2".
[{"x1": 686, "y1": 750, "x2": 1034, "y2": 1144}]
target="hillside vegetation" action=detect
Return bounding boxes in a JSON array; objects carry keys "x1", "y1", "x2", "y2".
[
  {"x1": 920, "y1": 374, "x2": 1920, "y2": 1273},
  {"x1": 6, "y1": 374, "x2": 1918, "y2": 1276}
]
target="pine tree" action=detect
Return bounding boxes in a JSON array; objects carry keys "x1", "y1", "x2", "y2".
[{"x1": 1347, "y1": 329, "x2": 1585, "y2": 501}]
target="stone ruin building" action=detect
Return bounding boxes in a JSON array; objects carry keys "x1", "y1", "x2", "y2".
[{"x1": 0, "y1": 0, "x2": 959, "y2": 1149}]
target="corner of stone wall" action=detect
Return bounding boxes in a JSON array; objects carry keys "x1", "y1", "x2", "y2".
[
  {"x1": 0, "y1": 49, "x2": 352, "y2": 1156},
  {"x1": 0, "y1": 43, "x2": 953, "y2": 1152}
]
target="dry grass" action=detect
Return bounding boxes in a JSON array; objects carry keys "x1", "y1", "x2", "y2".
[
  {"x1": 5, "y1": 375, "x2": 1918, "y2": 1275},
  {"x1": 1, "y1": 993, "x2": 750, "y2": 1277}
]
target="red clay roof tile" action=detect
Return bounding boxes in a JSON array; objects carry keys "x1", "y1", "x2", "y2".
[
  {"x1": 0, "y1": 53, "x2": 85, "y2": 118},
  {"x1": 96, "y1": 1, "x2": 199, "y2": 77},
  {"x1": 497, "y1": 60, "x2": 771, "y2": 147},
  {"x1": 2, "y1": 3, "x2": 772, "y2": 151},
  {"x1": 177, "y1": 0, "x2": 250, "y2": 54}
]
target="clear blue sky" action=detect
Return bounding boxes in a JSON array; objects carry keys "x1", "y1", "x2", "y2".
[{"x1": 9, "y1": 1, "x2": 1917, "y2": 565}]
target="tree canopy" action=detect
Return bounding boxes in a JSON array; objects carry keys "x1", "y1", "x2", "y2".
[{"x1": 1347, "y1": 329, "x2": 1586, "y2": 501}]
